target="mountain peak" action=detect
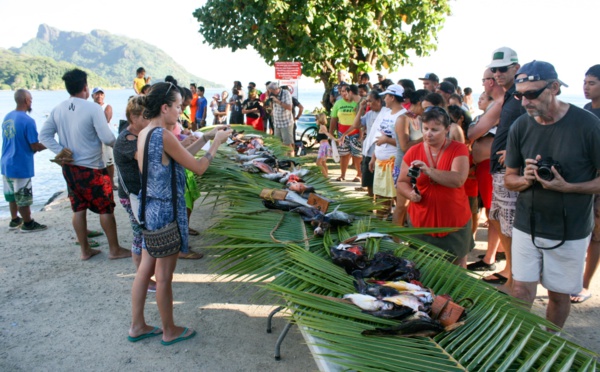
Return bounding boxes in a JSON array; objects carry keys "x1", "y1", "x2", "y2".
[{"x1": 36, "y1": 24, "x2": 61, "y2": 42}]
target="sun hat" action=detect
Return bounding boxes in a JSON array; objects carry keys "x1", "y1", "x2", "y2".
[
  {"x1": 418, "y1": 73, "x2": 439, "y2": 82},
  {"x1": 381, "y1": 84, "x2": 405, "y2": 97},
  {"x1": 488, "y1": 47, "x2": 519, "y2": 68},
  {"x1": 92, "y1": 87, "x2": 104, "y2": 95},
  {"x1": 514, "y1": 60, "x2": 568, "y2": 87}
]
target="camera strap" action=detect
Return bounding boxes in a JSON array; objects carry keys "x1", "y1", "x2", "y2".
[{"x1": 529, "y1": 186, "x2": 566, "y2": 250}]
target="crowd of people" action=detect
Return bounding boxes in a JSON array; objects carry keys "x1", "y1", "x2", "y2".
[
  {"x1": 2, "y1": 50, "x2": 600, "y2": 339},
  {"x1": 312, "y1": 49, "x2": 600, "y2": 330}
]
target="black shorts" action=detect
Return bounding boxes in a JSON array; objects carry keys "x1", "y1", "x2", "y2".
[{"x1": 361, "y1": 156, "x2": 374, "y2": 188}]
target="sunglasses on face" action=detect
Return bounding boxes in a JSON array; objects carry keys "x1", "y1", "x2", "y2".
[
  {"x1": 513, "y1": 82, "x2": 552, "y2": 100},
  {"x1": 490, "y1": 64, "x2": 516, "y2": 74}
]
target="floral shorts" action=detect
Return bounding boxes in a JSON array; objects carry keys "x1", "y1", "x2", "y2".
[{"x1": 62, "y1": 164, "x2": 115, "y2": 214}]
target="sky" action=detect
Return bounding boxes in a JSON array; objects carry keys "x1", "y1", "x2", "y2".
[{"x1": 0, "y1": 0, "x2": 598, "y2": 96}]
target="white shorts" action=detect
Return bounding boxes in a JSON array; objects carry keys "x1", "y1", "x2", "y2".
[
  {"x1": 102, "y1": 144, "x2": 114, "y2": 167},
  {"x1": 512, "y1": 228, "x2": 589, "y2": 294}
]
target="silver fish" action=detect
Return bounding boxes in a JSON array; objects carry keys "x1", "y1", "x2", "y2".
[
  {"x1": 261, "y1": 173, "x2": 286, "y2": 181},
  {"x1": 342, "y1": 232, "x2": 393, "y2": 244}
]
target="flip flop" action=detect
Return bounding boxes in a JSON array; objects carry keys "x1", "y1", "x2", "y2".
[
  {"x1": 127, "y1": 326, "x2": 163, "y2": 342},
  {"x1": 87, "y1": 230, "x2": 104, "y2": 238},
  {"x1": 335, "y1": 177, "x2": 345, "y2": 182},
  {"x1": 570, "y1": 292, "x2": 592, "y2": 304},
  {"x1": 75, "y1": 239, "x2": 100, "y2": 248},
  {"x1": 179, "y1": 251, "x2": 204, "y2": 260},
  {"x1": 161, "y1": 327, "x2": 197, "y2": 346},
  {"x1": 351, "y1": 177, "x2": 361, "y2": 182},
  {"x1": 188, "y1": 228, "x2": 200, "y2": 236},
  {"x1": 482, "y1": 273, "x2": 507, "y2": 284}
]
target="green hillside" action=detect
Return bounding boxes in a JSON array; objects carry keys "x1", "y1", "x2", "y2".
[
  {"x1": 0, "y1": 48, "x2": 111, "y2": 90},
  {"x1": 9, "y1": 24, "x2": 218, "y2": 88}
]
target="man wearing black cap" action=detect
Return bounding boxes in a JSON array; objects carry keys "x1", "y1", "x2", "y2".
[
  {"x1": 504, "y1": 61, "x2": 600, "y2": 328},
  {"x1": 436, "y1": 81, "x2": 455, "y2": 104},
  {"x1": 419, "y1": 73, "x2": 439, "y2": 92}
]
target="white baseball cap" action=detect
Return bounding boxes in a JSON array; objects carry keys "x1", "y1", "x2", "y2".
[
  {"x1": 487, "y1": 47, "x2": 519, "y2": 68},
  {"x1": 381, "y1": 84, "x2": 405, "y2": 97}
]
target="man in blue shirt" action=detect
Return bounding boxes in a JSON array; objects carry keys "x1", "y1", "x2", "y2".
[
  {"x1": 1, "y1": 89, "x2": 47, "y2": 232},
  {"x1": 195, "y1": 86, "x2": 208, "y2": 128}
]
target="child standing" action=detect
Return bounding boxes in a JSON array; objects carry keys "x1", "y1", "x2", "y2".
[{"x1": 315, "y1": 113, "x2": 337, "y2": 177}]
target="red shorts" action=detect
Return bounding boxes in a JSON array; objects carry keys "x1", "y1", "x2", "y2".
[
  {"x1": 475, "y1": 159, "x2": 492, "y2": 210},
  {"x1": 246, "y1": 117, "x2": 264, "y2": 131},
  {"x1": 62, "y1": 164, "x2": 115, "y2": 214}
]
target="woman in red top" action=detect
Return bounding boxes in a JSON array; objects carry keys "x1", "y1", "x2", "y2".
[{"x1": 397, "y1": 107, "x2": 474, "y2": 266}]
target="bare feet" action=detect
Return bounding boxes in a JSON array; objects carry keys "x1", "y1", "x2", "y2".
[
  {"x1": 81, "y1": 249, "x2": 102, "y2": 261},
  {"x1": 108, "y1": 247, "x2": 132, "y2": 260}
]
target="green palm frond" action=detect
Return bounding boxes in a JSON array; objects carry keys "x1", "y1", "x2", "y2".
[{"x1": 193, "y1": 130, "x2": 597, "y2": 371}]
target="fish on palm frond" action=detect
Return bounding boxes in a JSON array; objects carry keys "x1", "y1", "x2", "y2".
[
  {"x1": 364, "y1": 284, "x2": 401, "y2": 299},
  {"x1": 287, "y1": 182, "x2": 315, "y2": 194},
  {"x1": 343, "y1": 294, "x2": 394, "y2": 312},
  {"x1": 361, "y1": 318, "x2": 445, "y2": 337},
  {"x1": 262, "y1": 172, "x2": 287, "y2": 181},
  {"x1": 325, "y1": 206, "x2": 354, "y2": 226},
  {"x1": 252, "y1": 160, "x2": 275, "y2": 174},
  {"x1": 342, "y1": 232, "x2": 394, "y2": 244},
  {"x1": 240, "y1": 164, "x2": 261, "y2": 173},
  {"x1": 290, "y1": 206, "x2": 323, "y2": 222},
  {"x1": 382, "y1": 294, "x2": 424, "y2": 312},
  {"x1": 362, "y1": 305, "x2": 415, "y2": 320},
  {"x1": 360, "y1": 252, "x2": 420, "y2": 281},
  {"x1": 369, "y1": 280, "x2": 426, "y2": 293},
  {"x1": 277, "y1": 159, "x2": 299, "y2": 170},
  {"x1": 262, "y1": 199, "x2": 303, "y2": 211},
  {"x1": 330, "y1": 247, "x2": 368, "y2": 274},
  {"x1": 234, "y1": 154, "x2": 261, "y2": 162},
  {"x1": 397, "y1": 291, "x2": 434, "y2": 305}
]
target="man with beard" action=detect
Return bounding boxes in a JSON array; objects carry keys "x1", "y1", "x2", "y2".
[
  {"x1": 505, "y1": 61, "x2": 600, "y2": 328},
  {"x1": 1, "y1": 89, "x2": 47, "y2": 232}
]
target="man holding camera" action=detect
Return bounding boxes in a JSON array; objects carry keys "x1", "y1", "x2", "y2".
[{"x1": 504, "y1": 61, "x2": 600, "y2": 328}]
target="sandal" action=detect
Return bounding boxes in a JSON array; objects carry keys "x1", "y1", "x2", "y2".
[
  {"x1": 87, "y1": 230, "x2": 104, "y2": 238},
  {"x1": 466, "y1": 259, "x2": 496, "y2": 272},
  {"x1": 335, "y1": 177, "x2": 345, "y2": 182},
  {"x1": 75, "y1": 239, "x2": 100, "y2": 248},
  {"x1": 188, "y1": 228, "x2": 200, "y2": 236},
  {"x1": 482, "y1": 273, "x2": 507, "y2": 284},
  {"x1": 351, "y1": 177, "x2": 361, "y2": 182},
  {"x1": 179, "y1": 251, "x2": 204, "y2": 260}
]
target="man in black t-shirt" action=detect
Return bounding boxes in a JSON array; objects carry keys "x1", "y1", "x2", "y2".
[
  {"x1": 505, "y1": 61, "x2": 600, "y2": 328},
  {"x1": 486, "y1": 47, "x2": 524, "y2": 289}
]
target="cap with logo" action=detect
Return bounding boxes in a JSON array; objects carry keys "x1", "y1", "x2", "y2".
[
  {"x1": 488, "y1": 47, "x2": 518, "y2": 68},
  {"x1": 92, "y1": 87, "x2": 104, "y2": 95},
  {"x1": 381, "y1": 84, "x2": 405, "y2": 97},
  {"x1": 418, "y1": 73, "x2": 439, "y2": 82},
  {"x1": 514, "y1": 60, "x2": 568, "y2": 87}
]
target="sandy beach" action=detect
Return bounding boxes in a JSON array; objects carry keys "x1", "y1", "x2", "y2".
[{"x1": 1, "y1": 165, "x2": 599, "y2": 371}]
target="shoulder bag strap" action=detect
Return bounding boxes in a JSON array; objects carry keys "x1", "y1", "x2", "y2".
[{"x1": 139, "y1": 127, "x2": 159, "y2": 227}]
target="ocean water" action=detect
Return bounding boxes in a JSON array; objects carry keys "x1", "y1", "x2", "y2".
[
  {"x1": 0, "y1": 87, "x2": 326, "y2": 218},
  {"x1": 0, "y1": 88, "x2": 590, "y2": 218}
]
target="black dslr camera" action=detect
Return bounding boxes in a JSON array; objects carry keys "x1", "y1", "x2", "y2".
[
  {"x1": 537, "y1": 157, "x2": 562, "y2": 181},
  {"x1": 407, "y1": 166, "x2": 421, "y2": 195}
]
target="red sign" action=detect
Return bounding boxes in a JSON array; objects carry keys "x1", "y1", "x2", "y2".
[{"x1": 275, "y1": 62, "x2": 302, "y2": 80}]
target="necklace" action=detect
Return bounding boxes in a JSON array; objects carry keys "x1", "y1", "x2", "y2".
[{"x1": 425, "y1": 138, "x2": 447, "y2": 170}]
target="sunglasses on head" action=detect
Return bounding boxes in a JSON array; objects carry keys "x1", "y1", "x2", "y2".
[
  {"x1": 424, "y1": 106, "x2": 451, "y2": 121},
  {"x1": 513, "y1": 82, "x2": 552, "y2": 100},
  {"x1": 165, "y1": 82, "x2": 174, "y2": 96},
  {"x1": 490, "y1": 64, "x2": 516, "y2": 74}
]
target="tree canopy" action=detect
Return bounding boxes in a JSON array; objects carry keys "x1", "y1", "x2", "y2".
[{"x1": 194, "y1": 0, "x2": 450, "y2": 92}]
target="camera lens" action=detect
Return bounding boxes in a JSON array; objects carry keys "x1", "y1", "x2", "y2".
[{"x1": 537, "y1": 166, "x2": 554, "y2": 181}]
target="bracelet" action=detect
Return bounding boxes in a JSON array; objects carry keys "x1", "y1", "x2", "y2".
[{"x1": 203, "y1": 152, "x2": 214, "y2": 162}]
